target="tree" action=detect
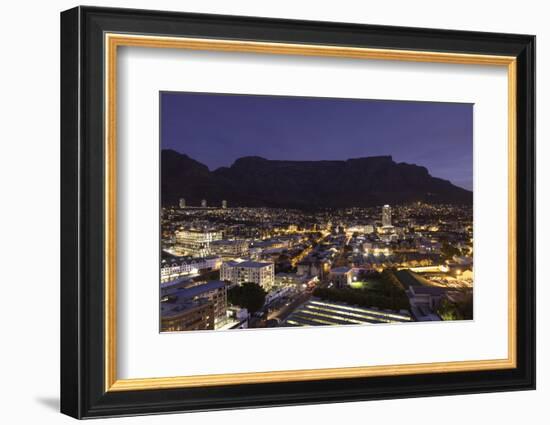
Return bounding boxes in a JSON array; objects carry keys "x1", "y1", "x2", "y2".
[
  {"x1": 437, "y1": 298, "x2": 461, "y2": 320},
  {"x1": 437, "y1": 292, "x2": 473, "y2": 320},
  {"x1": 227, "y1": 282, "x2": 267, "y2": 314},
  {"x1": 313, "y1": 282, "x2": 410, "y2": 312},
  {"x1": 441, "y1": 242, "x2": 460, "y2": 260}
]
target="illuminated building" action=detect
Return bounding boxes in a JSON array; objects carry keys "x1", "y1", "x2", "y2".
[
  {"x1": 296, "y1": 255, "x2": 331, "y2": 278},
  {"x1": 328, "y1": 266, "x2": 353, "y2": 288},
  {"x1": 346, "y1": 224, "x2": 375, "y2": 235},
  {"x1": 201, "y1": 199, "x2": 207, "y2": 208},
  {"x1": 160, "y1": 255, "x2": 222, "y2": 283},
  {"x1": 220, "y1": 259, "x2": 275, "y2": 290},
  {"x1": 210, "y1": 239, "x2": 249, "y2": 260},
  {"x1": 168, "y1": 280, "x2": 228, "y2": 323},
  {"x1": 179, "y1": 198, "x2": 186, "y2": 209},
  {"x1": 363, "y1": 242, "x2": 392, "y2": 256},
  {"x1": 175, "y1": 228, "x2": 223, "y2": 257},
  {"x1": 264, "y1": 286, "x2": 294, "y2": 305},
  {"x1": 275, "y1": 272, "x2": 315, "y2": 287},
  {"x1": 161, "y1": 299, "x2": 214, "y2": 332},
  {"x1": 382, "y1": 204, "x2": 392, "y2": 227},
  {"x1": 222, "y1": 200, "x2": 227, "y2": 209}
]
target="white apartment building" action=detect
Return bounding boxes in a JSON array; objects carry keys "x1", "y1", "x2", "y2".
[
  {"x1": 160, "y1": 256, "x2": 222, "y2": 283},
  {"x1": 210, "y1": 239, "x2": 249, "y2": 260},
  {"x1": 175, "y1": 228, "x2": 223, "y2": 257},
  {"x1": 220, "y1": 259, "x2": 275, "y2": 290},
  {"x1": 329, "y1": 266, "x2": 353, "y2": 288}
]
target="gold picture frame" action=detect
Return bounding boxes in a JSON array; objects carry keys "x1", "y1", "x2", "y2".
[{"x1": 104, "y1": 33, "x2": 517, "y2": 392}]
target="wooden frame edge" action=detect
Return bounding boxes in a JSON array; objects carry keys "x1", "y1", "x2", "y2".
[
  {"x1": 108, "y1": 358, "x2": 516, "y2": 391},
  {"x1": 103, "y1": 33, "x2": 518, "y2": 392}
]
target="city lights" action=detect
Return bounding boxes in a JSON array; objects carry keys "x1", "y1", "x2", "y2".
[{"x1": 160, "y1": 202, "x2": 473, "y2": 331}]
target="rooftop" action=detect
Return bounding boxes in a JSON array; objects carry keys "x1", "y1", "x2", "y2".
[
  {"x1": 284, "y1": 298, "x2": 411, "y2": 327},
  {"x1": 394, "y1": 269, "x2": 436, "y2": 288},
  {"x1": 162, "y1": 255, "x2": 222, "y2": 266},
  {"x1": 330, "y1": 266, "x2": 352, "y2": 274},
  {"x1": 224, "y1": 259, "x2": 273, "y2": 269},
  {"x1": 171, "y1": 280, "x2": 227, "y2": 299},
  {"x1": 160, "y1": 275, "x2": 195, "y2": 290},
  {"x1": 408, "y1": 285, "x2": 447, "y2": 296},
  {"x1": 211, "y1": 239, "x2": 248, "y2": 245}
]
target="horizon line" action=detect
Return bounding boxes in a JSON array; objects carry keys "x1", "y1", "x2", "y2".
[{"x1": 161, "y1": 148, "x2": 472, "y2": 191}]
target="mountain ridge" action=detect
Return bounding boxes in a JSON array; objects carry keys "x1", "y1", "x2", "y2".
[{"x1": 161, "y1": 149, "x2": 472, "y2": 208}]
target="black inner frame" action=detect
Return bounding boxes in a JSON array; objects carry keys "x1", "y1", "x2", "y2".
[{"x1": 60, "y1": 6, "x2": 535, "y2": 419}]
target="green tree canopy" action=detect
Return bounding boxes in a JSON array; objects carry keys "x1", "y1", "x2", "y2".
[
  {"x1": 227, "y1": 282, "x2": 267, "y2": 314},
  {"x1": 437, "y1": 292, "x2": 473, "y2": 321},
  {"x1": 441, "y1": 242, "x2": 461, "y2": 260}
]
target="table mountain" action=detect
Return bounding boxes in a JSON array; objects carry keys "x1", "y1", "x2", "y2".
[{"x1": 161, "y1": 149, "x2": 472, "y2": 208}]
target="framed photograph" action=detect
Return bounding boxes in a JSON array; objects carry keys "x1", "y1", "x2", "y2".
[{"x1": 60, "y1": 6, "x2": 535, "y2": 419}]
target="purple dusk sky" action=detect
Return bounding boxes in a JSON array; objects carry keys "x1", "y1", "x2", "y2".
[{"x1": 160, "y1": 92, "x2": 473, "y2": 190}]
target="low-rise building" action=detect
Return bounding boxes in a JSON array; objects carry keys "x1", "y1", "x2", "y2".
[
  {"x1": 406, "y1": 285, "x2": 446, "y2": 321},
  {"x1": 329, "y1": 266, "x2": 353, "y2": 288},
  {"x1": 210, "y1": 239, "x2": 249, "y2": 260},
  {"x1": 161, "y1": 299, "x2": 214, "y2": 332},
  {"x1": 160, "y1": 255, "x2": 222, "y2": 282},
  {"x1": 275, "y1": 272, "x2": 310, "y2": 287},
  {"x1": 406, "y1": 285, "x2": 446, "y2": 311},
  {"x1": 220, "y1": 259, "x2": 275, "y2": 290},
  {"x1": 265, "y1": 285, "x2": 294, "y2": 305},
  {"x1": 363, "y1": 242, "x2": 392, "y2": 256},
  {"x1": 296, "y1": 258, "x2": 329, "y2": 278},
  {"x1": 169, "y1": 280, "x2": 228, "y2": 323},
  {"x1": 346, "y1": 224, "x2": 375, "y2": 235},
  {"x1": 217, "y1": 307, "x2": 249, "y2": 330},
  {"x1": 175, "y1": 228, "x2": 223, "y2": 257}
]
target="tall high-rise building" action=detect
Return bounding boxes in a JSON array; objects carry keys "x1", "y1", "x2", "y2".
[
  {"x1": 201, "y1": 199, "x2": 207, "y2": 208},
  {"x1": 179, "y1": 198, "x2": 186, "y2": 209},
  {"x1": 221, "y1": 200, "x2": 227, "y2": 209},
  {"x1": 382, "y1": 204, "x2": 392, "y2": 227}
]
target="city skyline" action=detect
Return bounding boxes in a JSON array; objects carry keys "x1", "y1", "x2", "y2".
[
  {"x1": 160, "y1": 91, "x2": 474, "y2": 333},
  {"x1": 160, "y1": 202, "x2": 474, "y2": 332},
  {"x1": 161, "y1": 92, "x2": 473, "y2": 190}
]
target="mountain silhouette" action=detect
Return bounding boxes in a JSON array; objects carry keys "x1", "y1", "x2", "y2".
[{"x1": 161, "y1": 149, "x2": 472, "y2": 208}]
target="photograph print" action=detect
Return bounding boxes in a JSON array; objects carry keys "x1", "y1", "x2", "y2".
[{"x1": 160, "y1": 92, "x2": 474, "y2": 333}]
